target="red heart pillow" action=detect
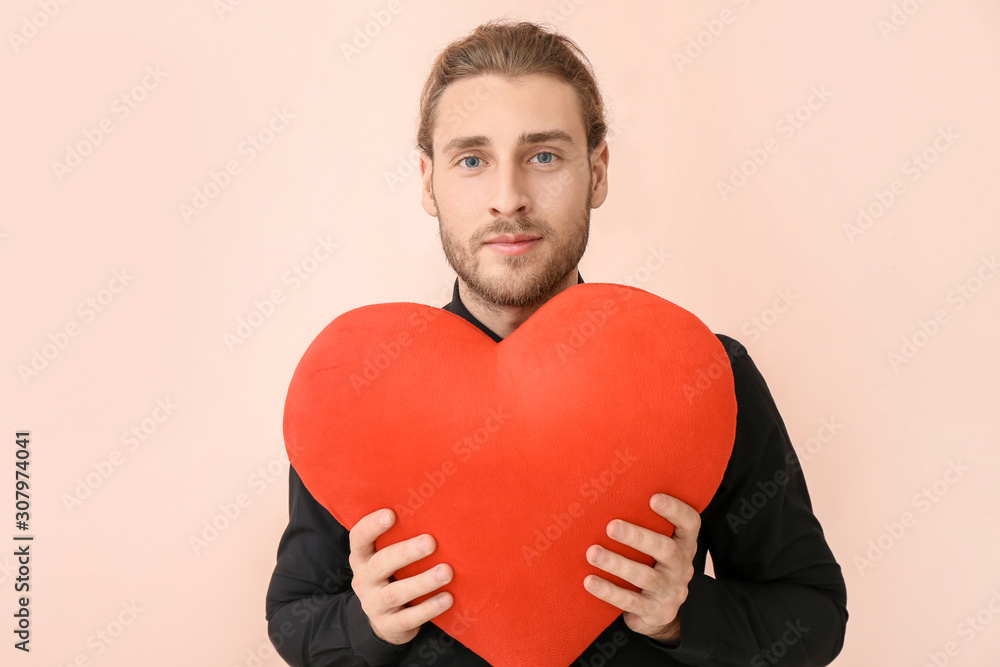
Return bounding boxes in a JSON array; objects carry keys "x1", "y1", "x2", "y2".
[{"x1": 283, "y1": 282, "x2": 736, "y2": 667}]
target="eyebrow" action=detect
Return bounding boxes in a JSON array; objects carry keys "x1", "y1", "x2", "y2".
[{"x1": 440, "y1": 130, "x2": 575, "y2": 157}]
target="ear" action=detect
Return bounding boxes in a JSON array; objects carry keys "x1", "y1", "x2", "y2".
[
  {"x1": 588, "y1": 139, "x2": 609, "y2": 208},
  {"x1": 419, "y1": 151, "x2": 438, "y2": 217}
]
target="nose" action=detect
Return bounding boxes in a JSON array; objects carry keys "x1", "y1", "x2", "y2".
[{"x1": 488, "y1": 159, "x2": 531, "y2": 220}]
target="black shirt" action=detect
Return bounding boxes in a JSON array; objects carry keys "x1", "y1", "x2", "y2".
[{"x1": 265, "y1": 272, "x2": 848, "y2": 666}]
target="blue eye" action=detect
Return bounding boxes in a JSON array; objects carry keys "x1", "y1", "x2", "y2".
[{"x1": 457, "y1": 152, "x2": 559, "y2": 170}]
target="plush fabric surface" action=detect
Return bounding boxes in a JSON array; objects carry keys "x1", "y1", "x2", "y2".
[{"x1": 283, "y1": 282, "x2": 737, "y2": 667}]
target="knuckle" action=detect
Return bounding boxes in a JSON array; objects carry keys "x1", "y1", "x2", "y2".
[
  {"x1": 366, "y1": 554, "x2": 387, "y2": 582},
  {"x1": 381, "y1": 583, "x2": 400, "y2": 608},
  {"x1": 621, "y1": 592, "x2": 641, "y2": 614},
  {"x1": 599, "y1": 548, "x2": 618, "y2": 571},
  {"x1": 385, "y1": 615, "x2": 405, "y2": 636}
]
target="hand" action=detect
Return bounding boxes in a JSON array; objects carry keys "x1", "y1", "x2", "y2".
[
  {"x1": 348, "y1": 508, "x2": 454, "y2": 645},
  {"x1": 582, "y1": 493, "x2": 700, "y2": 645}
]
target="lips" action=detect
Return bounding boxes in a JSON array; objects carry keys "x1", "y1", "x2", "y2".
[
  {"x1": 483, "y1": 234, "x2": 542, "y2": 256},
  {"x1": 484, "y1": 234, "x2": 542, "y2": 245}
]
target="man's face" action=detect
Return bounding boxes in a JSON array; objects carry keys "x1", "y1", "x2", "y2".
[{"x1": 420, "y1": 73, "x2": 608, "y2": 309}]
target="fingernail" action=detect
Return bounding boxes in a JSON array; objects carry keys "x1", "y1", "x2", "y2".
[
  {"x1": 437, "y1": 593, "x2": 451, "y2": 607},
  {"x1": 653, "y1": 494, "x2": 667, "y2": 510},
  {"x1": 419, "y1": 536, "x2": 432, "y2": 552},
  {"x1": 609, "y1": 521, "x2": 622, "y2": 538},
  {"x1": 590, "y1": 547, "x2": 604, "y2": 564},
  {"x1": 435, "y1": 565, "x2": 450, "y2": 583},
  {"x1": 379, "y1": 510, "x2": 392, "y2": 526}
]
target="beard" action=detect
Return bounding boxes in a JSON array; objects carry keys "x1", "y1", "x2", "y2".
[{"x1": 435, "y1": 176, "x2": 593, "y2": 310}]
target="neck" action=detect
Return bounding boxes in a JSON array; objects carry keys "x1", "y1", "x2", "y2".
[{"x1": 458, "y1": 268, "x2": 580, "y2": 340}]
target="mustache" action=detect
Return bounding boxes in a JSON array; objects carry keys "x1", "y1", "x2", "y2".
[{"x1": 476, "y1": 217, "x2": 549, "y2": 242}]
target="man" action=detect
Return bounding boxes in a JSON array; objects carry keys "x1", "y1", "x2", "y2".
[{"x1": 266, "y1": 18, "x2": 847, "y2": 666}]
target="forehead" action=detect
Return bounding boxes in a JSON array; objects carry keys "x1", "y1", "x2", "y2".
[{"x1": 434, "y1": 73, "x2": 586, "y2": 152}]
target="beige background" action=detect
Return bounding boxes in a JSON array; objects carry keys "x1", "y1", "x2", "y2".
[{"x1": 2, "y1": 1, "x2": 999, "y2": 665}]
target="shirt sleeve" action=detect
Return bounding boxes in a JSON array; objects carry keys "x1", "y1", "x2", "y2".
[
  {"x1": 264, "y1": 464, "x2": 412, "y2": 666},
  {"x1": 642, "y1": 335, "x2": 849, "y2": 666}
]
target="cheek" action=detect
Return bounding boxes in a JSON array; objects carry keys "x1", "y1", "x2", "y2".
[
  {"x1": 538, "y1": 184, "x2": 588, "y2": 218},
  {"x1": 437, "y1": 177, "x2": 481, "y2": 214},
  {"x1": 532, "y1": 170, "x2": 587, "y2": 211}
]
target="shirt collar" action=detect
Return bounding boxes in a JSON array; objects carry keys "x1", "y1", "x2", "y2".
[{"x1": 442, "y1": 271, "x2": 585, "y2": 343}]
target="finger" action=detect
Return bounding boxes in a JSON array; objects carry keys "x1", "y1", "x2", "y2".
[
  {"x1": 583, "y1": 573, "x2": 650, "y2": 617},
  {"x1": 368, "y1": 533, "x2": 437, "y2": 583},
  {"x1": 649, "y1": 494, "x2": 701, "y2": 561},
  {"x1": 378, "y1": 563, "x2": 453, "y2": 611},
  {"x1": 349, "y1": 508, "x2": 395, "y2": 565},
  {"x1": 586, "y1": 544, "x2": 660, "y2": 592},
  {"x1": 386, "y1": 589, "x2": 454, "y2": 634},
  {"x1": 605, "y1": 519, "x2": 677, "y2": 567}
]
